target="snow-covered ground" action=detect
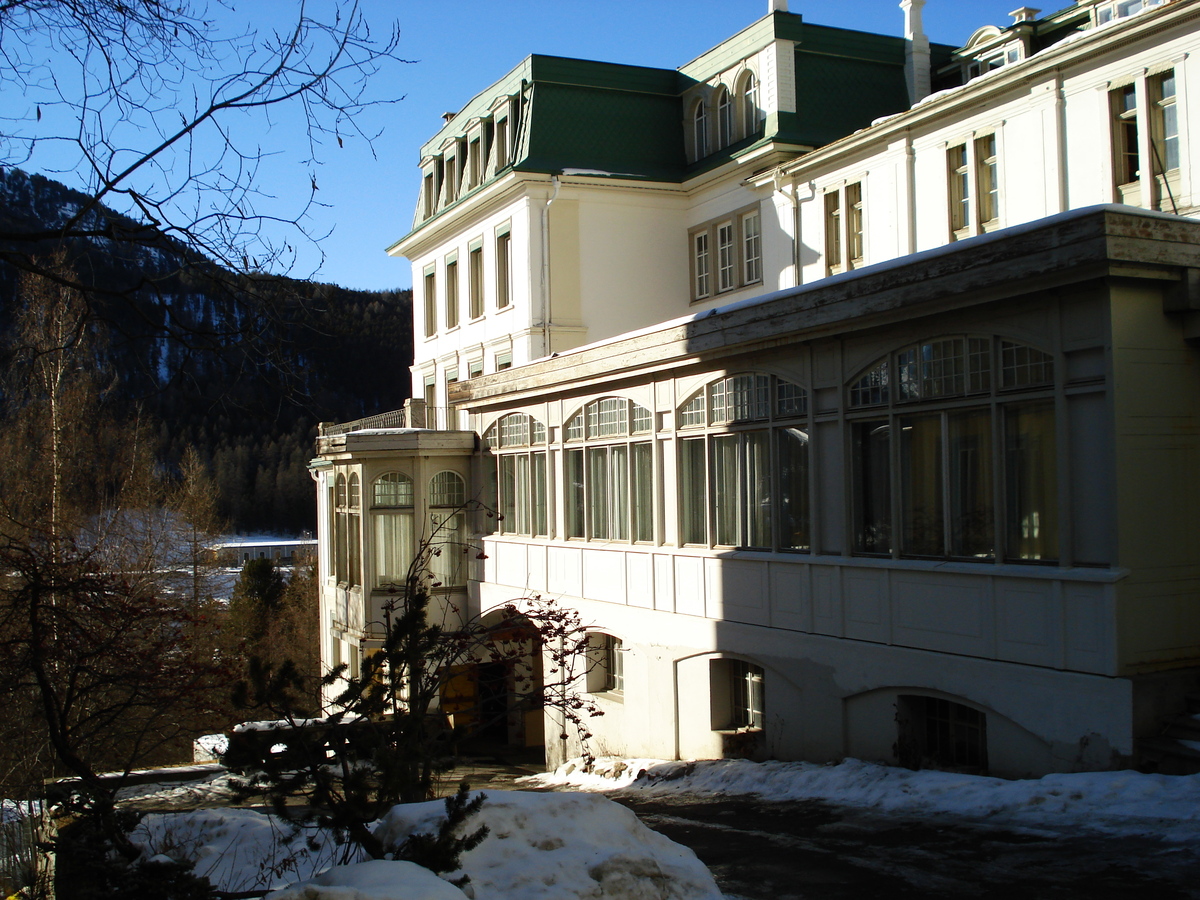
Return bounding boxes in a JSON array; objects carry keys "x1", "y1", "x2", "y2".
[
  {"x1": 132, "y1": 791, "x2": 722, "y2": 900},
  {"x1": 527, "y1": 756, "x2": 1200, "y2": 842},
  {"x1": 100, "y1": 753, "x2": 1200, "y2": 898}
]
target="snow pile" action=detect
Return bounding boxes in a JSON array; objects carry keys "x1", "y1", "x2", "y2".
[
  {"x1": 265, "y1": 860, "x2": 466, "y2": 900},
  {"x1": 131, "y1": 807, "x2": 341, "y2": 894},
  {"x1": 131, "y1": 791, "x2": 722, "y2": 900},
  {"x1": 376, "y1": 791, "x2": 722, "y2": 900},
  {"x1": 531, "y1": 757, "x2": 1200, "y2": 841}
]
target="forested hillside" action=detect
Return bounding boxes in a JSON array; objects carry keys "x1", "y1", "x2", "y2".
[{"x1": 0, "y1": 166, "x2": 413, "y2": 533}]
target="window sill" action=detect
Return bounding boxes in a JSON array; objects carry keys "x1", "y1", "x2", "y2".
[{"x1": 592, "y1": 690, "x2": 625, "y2": 705}]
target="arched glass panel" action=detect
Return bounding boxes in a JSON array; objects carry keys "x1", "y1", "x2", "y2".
[
  {"x1": 335, "y1": 473, "x2": 347, "y2": 507},
  {"x1": 693, "y1": 101, "x2": 709, "y2": 158},
  {"x1": 430, "y1": 470, "x2": 466, "y2": 507},
  {"x1": 373, "y1": 472, "x2": 413, "y2": 507},
  {"x1": 485, "y1": 412, "x2": 548, "y2": 449},
  {"x1": 741, "y1": 73, "x2": 760, "y2": 138},
  {"x1": 347, "y1": 473, "x2": 361, "y2": 510},
  {"x1": 716, "y1": 87, "x2": 732, "y2": 148}
]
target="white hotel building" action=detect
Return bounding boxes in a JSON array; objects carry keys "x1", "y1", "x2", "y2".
[{"x1": 314, "y1": 0, "x2": 1200, "y2": 776}]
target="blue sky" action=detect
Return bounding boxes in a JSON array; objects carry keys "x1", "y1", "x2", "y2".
[{"x1": 22, "y1": 0, "x2": 1028, "y2": 292}]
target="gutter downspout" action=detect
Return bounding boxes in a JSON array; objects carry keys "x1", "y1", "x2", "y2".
[
  {"x1": 540, "y1": 174, "x2": 561, "y2": 356},
  {"x1": 775, "y1": 172, "x2": 814, "y2": 288}
]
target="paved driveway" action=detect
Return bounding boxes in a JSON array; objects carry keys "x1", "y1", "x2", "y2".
[{"x1": 611, "y1": 792, "x2": 1200, "y2": 900}]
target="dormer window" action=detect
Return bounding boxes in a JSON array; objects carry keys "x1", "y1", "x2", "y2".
[
  {"x1": 1095, "y1": 0, "x2": 1165, "y2": 24},
  {"x1": 740, "y1": 73, "x2": 760, "y2": 139},
  {"x1": 693, "y1": 100, "x2": 710, "y2": 159},
  {"x1": 716, "y1": 87, "x2": 733, "y2": 149}
]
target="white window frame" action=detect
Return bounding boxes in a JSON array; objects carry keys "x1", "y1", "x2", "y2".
[{"x1": 689, "y1": 203, "x2": 764, "y2": 302}]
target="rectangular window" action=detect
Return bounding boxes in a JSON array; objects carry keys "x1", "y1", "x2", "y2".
[
  {"x1": 948, "y1": 143, "x2": 970, "y2": 240},
  {"x1": 468, "y1": 138, "x2": 481, "y2": 188},
  {"x1": 468, "y1": 359, "x2": 483, "y2": 379},
  {"x1": 975, "y1": 134, "x2": 999, "y2": 229},
  {"x1": 824, "y1": 191, "x2": 842, "y2": 275},
  {"x1": 853, "y1": 419, "x2": 892, "y2": 554},
  {"x1": 778, "y1": 427, "x2": 810, "y2": 551},
  {"x1": 631, "y1": 441, "x2": 653, "y2": 542},
  {"x1": 693, "y1": 231, "x2": 711, "y2": 299},
  {"x1": 495, "y1": 116, "x2": 508, "y2": 172},
  {"x1": 496, "y1": 230, "x2": 512, "y2": 309},
  {"x1": 712, "y1": 432, "x2": 771, "y2": 549},
  {"x1": 422, "y1": 172, "x2": 435, "y2": 220},
  {"x1": 1112, "y1": 83, "x2": 1140, "y2": 199},
  {"x1": 532, "y1": 452, "x2": 549, "y2": 537},
  {"x1": 496, "y1": 351, "x2": 512, "y2": 371},
  {"x1": 444, "y1": 257, "x2": 459, "y2": 329},
  {"x1": 566, "y1": 448, "x2": 585, "y2": 538},
  {"x1": 846, "y1": 182, "x2": 864, "y2": 268},
  {"x1": 742, "y1": 211, "x2": 762, "y2": 285},
  {"x1": 1153, "y1": 70, "x2": 1179, "y2": 172},
  {"x1": 444, "y1": 155, "x2": 457, "y2": 204},
  {"x1": 900, "y1": 414, "x2": 944, "y2": 557},
  {"x1": 717, "y1": 221, "x2": 735, "y2": 292},
  {"x1": 423, "y1": 267, "x2": 437, "y2": 337},
  {"x1": 374, "y1": 511, "x2": 413, "y2": 588},
  {"x1": 679, "y1": 438, "x2": 707, "y2": 544},
  {"x1": 423, "y1": 375, "x2": 436, "y2": 411},
  {"x1": 468, "y1": 244, "x2": 484, "y2": 318},
  {"x1": 1005, "y1": 401, "x2": 1058, "y2": 561}
]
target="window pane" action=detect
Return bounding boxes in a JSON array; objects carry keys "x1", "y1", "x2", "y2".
[
  {"x1": 566, "y1": 449, "x2": 585, "y2": 538},
  {"x1": 778, "y1": 427, "x2": 810, "y2": 551},
  {"x1": 853, "y1": 420, "x2": 891, "y2": 553},
  {"x1": 515, "y1": 453, "x2": 531, "y2": 535},
  {"x1": 498, "y1": 455, "x2": 517, "y2": 533},
  {"x1": 374, "y1": 472, "x2": 413, "y2": 507},
  {"x1": 901, "y1": 414, "x2": 944, "y2": 556},
  {"x1": 428, "y1": 512, "x2": 465, "y2": 586},
  {"x1": 532, "y1": 452, "x2": 548, "y2": 537},
  {"x1": 745, "y1": 431, "x2": 771, "y2": 548},
  {"x1": 1005, "y1": 402, "x2": 1058, "y2": 561},
  {"x1": 610, "y1": 444, "x2": 629, "y2": 541},
  {"x1": 587, "y1": 446, "x2": 609, "y2": 539},
  {"x1": 348, "y1": 514, "x2": 361, "y2": 588},
  {"x1": 949, "y1": 409, "x2": 994, "y2": 558},
  {"x1": 713, "y1": 434, "x2": 739, "y2": 546},
  {"x1": 632, "y1": 442, "x2": 653, "y2": 542},
  {"x1": 679, "y1": 438, "x2": 707, "y2": 544},
  {"x1": 375, "y1": 511, "x2": 413, "y2": 588},
  {"x1": 430, "y1": 471, "x2": 465, "y2": 507}
]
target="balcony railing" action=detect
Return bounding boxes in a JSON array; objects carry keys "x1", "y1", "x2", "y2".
[{"x1": 318, "y1": 401, "x2": 468, "y2": 437}]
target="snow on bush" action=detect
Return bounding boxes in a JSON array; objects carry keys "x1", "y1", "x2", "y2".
[{"x1": 132, "y1": 790, "x2": 723, "y2": 900}]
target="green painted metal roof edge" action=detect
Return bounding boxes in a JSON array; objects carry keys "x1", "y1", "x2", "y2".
[
  {"x1": 529, "y1": 55, "x2": 679, "y2": 95},
  {"x1": 678, "y1": 11, "x2": 801, "y2": 81},
  {"x1": 418, "y1": 57, "x2": 533, "y2": 159}
]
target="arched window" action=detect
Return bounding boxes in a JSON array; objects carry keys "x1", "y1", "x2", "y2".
[
  {"x1": 677, "y1": 374, "x2": 809, "y2": 551},
  {"x1": 740, "y1": 73, "x2": 760, "y2": 139},
  {"x1": 716, "y1": 87, "x2": 732, "y2": 149},
  {"x1": 332, "y1": 471, "x2": 361, "y2": 588},
  {"x1": 485, "y1": 414, "x2": 549, "y2": 537},
  {"x1": 373, "y1": 473, "x2": 413, "y2": 589},
  {"x1": 693, "y1": 100, "x2": 709, "y2": 159},
  {"x1": 847, "y1": 335, "x2": 1057, "y2": 562},
  {"x1": 563, "y1": 398, "x2": 654, "y2": 542},
  {"x1": 428, "y1": 471, "x2": 467, "y2": 588}
]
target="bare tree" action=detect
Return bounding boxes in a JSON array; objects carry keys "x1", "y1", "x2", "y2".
[{"x1": 0, "y1": 0, "x2": 407, "y2": 377}]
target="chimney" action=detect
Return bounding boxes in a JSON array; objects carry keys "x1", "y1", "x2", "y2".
[
  {"x1": 1009, "y1": 6, "x2": 1041, "y2": 23},
  {"x1": 770, "y1": 0, "x2": 788, "y2": 11},
  {"x1": 900, "y1": 0, "x2": 931, "y2": 106}
]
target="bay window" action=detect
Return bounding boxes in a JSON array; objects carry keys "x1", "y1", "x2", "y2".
[
  {"x1": 677, "y1": 373, "x2": 809, "y2": 551},
  {"x1": 563, "y1": 398, "x2": 654, "y2": 543},
  {"x1": 848, "y1": 335, "x2": 1057, "y2": 562}
]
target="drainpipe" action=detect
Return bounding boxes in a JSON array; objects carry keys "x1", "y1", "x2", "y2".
[
  {"x1": 775, "y1": 172, "x2": 814, "y2": 288},
  {"x1": 540, "y1": 174, "x2": 561, "y2": 357}
]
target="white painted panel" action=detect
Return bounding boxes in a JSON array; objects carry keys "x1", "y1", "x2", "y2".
[
  {"x1": 547, "y1": 545, "x2": 583, "y2": 599},
  {"x1": 995, "y1": 580, "x2": 1059, "y2": 668},
  {"x1": 674, "y1": 556, "x2": 706, "y2": 617},
  {"x1": 583, "y1": 548, "x2": 627, "y2": 605},
  {"x1": 526, "y1": 542, "x2": 548, "y2": 593},
  {"x1": 705, "y1": 558, "x2": 769, "y2": 626},
  {"x1": 769, "y1": 561, "x2": 809, "y2": 631},
  {"x1": 892, "y1": 573, "x2": 987, "y2": 656},
  {"x1": 1065, "y1": 583, "x2": 1112, "y2": 675},
  {"x1": 626, "y1": 553, "x2": 654, "y2": 608},
  {"x1": 653, "y1": 554, "x2": 676, "y2": 613},
  {"x1": 812, "y1": 565, "x2": 842, "y2": 636},
  {"x1": 844, "y1": 568, "x2": 889, "y2": 643},
  {"x1": 495, "y1": 541, "x2": 530, "y2": 590}
]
